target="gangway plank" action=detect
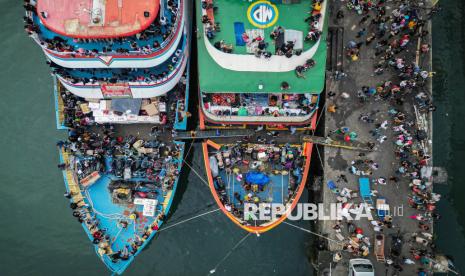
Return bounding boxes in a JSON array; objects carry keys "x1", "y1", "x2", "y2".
[
  {"x1": 301, "y1": 136, "x2": 373, "y2": 152},
  {"x1": 174, "y1": 129, "x2": 254, "y2": 140}
]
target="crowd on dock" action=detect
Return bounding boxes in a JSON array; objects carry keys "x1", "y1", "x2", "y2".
[
  {"x1": 23, "y1": 0, "x2": 181, "y2": 56},
  {"x1": 323, "y1": 0, "x2": 444, "y2": 274},
  {"x1": 210, "y1": 143, "x2": 305, "y2": 224}
]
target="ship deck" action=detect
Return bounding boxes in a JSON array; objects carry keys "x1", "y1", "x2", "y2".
[
  {"x1": 217, "y1": 164, "x2": 291, "y2": 207},
  {"x1": 54, "y1": 34, "x2": 186, "y2": 82},
  {"x1": 33, "y1": 11, "x2": 173, "y2": 53},
  {"x1": 59, "y1": 136, "x2": 185, "y2": 274},
  {"x1": 203, "y1": 140, "x2": 313, "y2": 233},
  {"x1": 210, "y1": 0, "x2": 315, "y2": 55},
  {"x1": 36, "y1": 0, "x2": 159, "y2": 38},
  {"x1": 196, "y1": 0, "x2": 327, "y2": 94}
]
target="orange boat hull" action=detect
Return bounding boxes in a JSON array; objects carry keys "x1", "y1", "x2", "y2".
[{"x1": 202, "y1": 141, "x2": 314, "y2": 233}]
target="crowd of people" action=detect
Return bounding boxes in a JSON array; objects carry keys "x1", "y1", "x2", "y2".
[
  {"x1": 60, "y1": 77, "x2": 186, "y2": 128},
  {"x1": 54, "y1": 71, "x2": 187, "y2": 263},
  {"x1": 23, "y1": 0, "x2": 180, "y2": 56},
  {"x1": 323, "y1": 0, "x2": 443, "y2": 274},
  {"x1": 201, "y1": 1, "x2": 235, "y2": 54},
  {"x1": 203, "y1": 92, "x2": 317, "y2": 118},
  {"x1": 343, "y1": 0, "x2": 434, "y2": 66},
  {"x1": 305, "y1": 0, "x2": 324, "y2": 42},
  {"x1": 209, "y1": 142, "x2": 305, "y2": 224},
  {"x1": 326, "y1": 102, "x2": 440, "y2": 272},
  {"x1": 52, "y1": 58, "x2": 181, "y2": 85},
  {"x1": 61, "y1": 90, "x2": 94, "y2": 128},
  {"x1": 293, "y1": 0, "x2": 324, "y2": 77},
  {"x1": 201, "y1": 0, "x2": 220, "y2": 38},
  {"x1": 62, "y1": 127, "x2": 182, "y2": 183},
  {"x1": 58, "y1": 122, "x2": 182, "y2": 262},
  {"x1": 201, "y1": 0, "x2": 324, "y2": 60}
]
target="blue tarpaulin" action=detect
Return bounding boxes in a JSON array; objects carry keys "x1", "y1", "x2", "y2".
[
  {"x1": 234, "y1": 22, "x2": 246, "y2": 46},
  {"x1": 104, "y1": 156, "x2": 113, "y2": 173},
  {"x1": 359, "y1": 177, "x2": 373, "y2": 205},
  {"x1": 245, "y1": 172, "x2": 270, "y2": 188},
  {"x1": 327, "y1": 180, "x2": 337, "y2": 190}
]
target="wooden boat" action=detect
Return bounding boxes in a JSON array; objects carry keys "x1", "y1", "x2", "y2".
[
  {"x1": 58, "y1": 142, "x2": 185, "y2": 274},
  {"x1": 202, "y1": 140, "x2": 313, "y2": 233}
]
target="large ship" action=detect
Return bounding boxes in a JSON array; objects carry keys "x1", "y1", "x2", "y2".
[
  {"x1": 196, "y1": 0, "x2": 327, "y2": 233},
  {"x1": 24, "y1": 0, "x2": 190, "y2": 273}
]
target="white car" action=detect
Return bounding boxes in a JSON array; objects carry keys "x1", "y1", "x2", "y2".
[{"x1": 348, "y1": 259, "x2": 375, "y2": 276}]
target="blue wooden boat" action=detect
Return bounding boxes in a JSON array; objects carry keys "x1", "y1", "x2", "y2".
[
  {"x1": 25, "y1": 0, "x2": 191, "y2": 273},
  {"x1": 58, "y1": 141, "x2": 184, "y2": 274}
]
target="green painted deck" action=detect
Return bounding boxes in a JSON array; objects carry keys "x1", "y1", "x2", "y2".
[
  {"x1": 196, "y1": 0, "x2": 328, "y2": 94},
  {"x1": 211, "y1": 0, "x2": 316, "y2": 55}
]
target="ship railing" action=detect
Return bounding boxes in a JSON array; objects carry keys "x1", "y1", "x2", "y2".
[
  {"x1": 201, "y1": 104, "x2": 316, "y2": 123},
  {"x1": 61, "y1": 149, "x2": 96, "y2": 236},
  {"x1": 199, "y1": 0, "x2": 328, "y2": 73},
  {"x1": 200, "y1": 0, "x2": 326, "y2": 57},
  {"x1": 57, "y1": 44, "x2": 187, "y2": 87},
  {"x1": 31, "y1": 0, "x2": 184, "y2": 58}
]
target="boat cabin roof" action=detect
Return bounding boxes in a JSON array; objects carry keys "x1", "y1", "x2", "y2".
[
  {"x1": 36, "y1": 0, "x2": 159, "y2": 38},
  {"x1": 196, "y1": 0, "x2": 327, "y2": 94}
]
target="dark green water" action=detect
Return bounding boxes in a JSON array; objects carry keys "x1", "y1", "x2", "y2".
[
  {"x1": 432, "y1": 0, "x2": 465, "y2": 274},
  {"x1": 0, "y1": 0, "x2": 464, "y2": 275}
]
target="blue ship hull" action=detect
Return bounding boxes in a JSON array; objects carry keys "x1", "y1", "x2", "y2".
[{"x1": 58, "y1": 141, "x2": 185, "y2": 274}]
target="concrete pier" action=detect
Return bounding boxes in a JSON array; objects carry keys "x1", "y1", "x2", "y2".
[{"x1": 315, "y1": 0, "x2": 436, "y2": 275}]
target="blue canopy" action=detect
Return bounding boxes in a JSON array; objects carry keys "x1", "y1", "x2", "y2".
[
  {"x1": 359, "y1": 177, "x2": 373, "y2": 205},
  {"x1": 245, "y1": 172, "x2": 270, "y2": 187},
  {"x1": 327, "y1": 180, "x2": 336, "y2": 190},
  {"x1": 104, "y1": 155, "x2": 113, "y2": 173}
]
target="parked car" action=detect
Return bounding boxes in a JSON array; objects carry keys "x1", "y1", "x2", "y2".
[{"x1": 348, "y1": 258, "x2": 375, "y2": 276}]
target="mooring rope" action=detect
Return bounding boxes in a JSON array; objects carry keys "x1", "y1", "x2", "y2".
[
  {"x1": 283, "y1": 221, "x2": 344, "y2": 245},
  {"x1": 157, "y1": 208, "x2": 220, "y2": 233},
  {"x1": 208, "y1": 233, "x2": 251, "y2": 275},
  {"x1": 311, "y1": 99, "x2": 328, "y2": 137},
  {"x1": 184, "y1": 140, "x2": 194, "y2": 158},
  {"x1": 183, "y1": 159, "x2": 210, "y2": 187},
  {"x1": 310, "y1": 99, "x2": 327, "y2": 170}
]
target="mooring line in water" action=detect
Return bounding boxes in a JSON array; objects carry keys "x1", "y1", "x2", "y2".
[
  {"x1": 184, "y1": 140, "x2": 194, "y2": 158},
  {"x1": 314, "y1": 144, "x2": 325, "y2": 169},
  {"x1": 208, "y1": 233, "x2": 251, "y2": 275},
  {"x1": 283, "y1": 221, "x2": 344, "y2": 245},
  {"x1": 309, "y1": 100, "x2": 327, "y2": 170},
  {"x1": 168, "y1": 202, "x2": 217, "y2": 222},
  {"x1": 183, "y1": 160, "x2": 210, "y2": 187},
  {"x1": 311, "y1": 99, "x2": 327, "y2": 137},
  {"x1": 158, "y1": 208, "x2": 220, "y2": 233}
]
